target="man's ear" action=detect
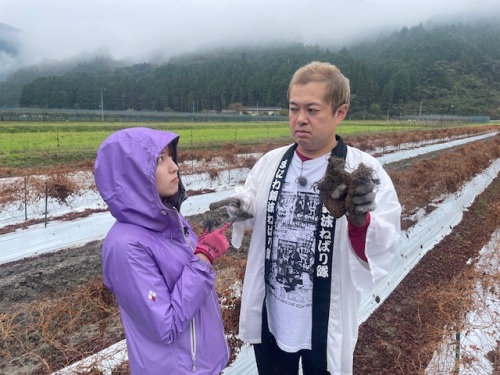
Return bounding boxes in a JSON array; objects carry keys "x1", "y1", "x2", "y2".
[{"x1": 336, "y1": 104, "x2": 349, "y2": 120}]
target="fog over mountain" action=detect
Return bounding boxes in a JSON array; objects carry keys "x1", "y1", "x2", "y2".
[{"x1": 1, "y1": 0, "x2": 499, "y2": 80}]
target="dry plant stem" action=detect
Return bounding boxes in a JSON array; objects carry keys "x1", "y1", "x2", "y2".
[
  {"x1": 1, "y1": 127, "x2": 499, "y2": 373},
  {"x1": 353, "y1": 174, "x2": 500, "y2": 374},
  {"x1": 0, "y1": 276, "x2": 119, "y2": 373},
  {"x1": 388, "y1": 136, "x2": 500, "y2": 228}
]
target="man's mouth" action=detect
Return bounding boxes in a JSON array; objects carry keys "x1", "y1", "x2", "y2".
[{"x1": 295, "y1": 129, "x2": 309, "y2": 135}]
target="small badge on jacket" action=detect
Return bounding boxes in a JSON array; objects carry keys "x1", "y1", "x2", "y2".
[{"x1": 148, "y1": 290, "x2": 157, "y2": 302}]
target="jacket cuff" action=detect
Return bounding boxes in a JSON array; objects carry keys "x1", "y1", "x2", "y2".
[{"x1": 347, "y1": 212, "x2": 370, "y2": 262}]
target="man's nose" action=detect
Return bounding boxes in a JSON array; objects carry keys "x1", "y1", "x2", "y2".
[{"x1": 296, "y1": 109, "x2": 308, "y2": 125}]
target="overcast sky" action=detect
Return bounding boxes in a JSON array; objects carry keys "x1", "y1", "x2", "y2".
[{"x1": 0, "y1": 0, "x2": 498, "y2": 78}]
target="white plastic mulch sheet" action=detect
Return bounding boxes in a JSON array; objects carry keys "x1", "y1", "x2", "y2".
[{"x1": 1, "y1": 132, "x2": 497, "y2": 374}]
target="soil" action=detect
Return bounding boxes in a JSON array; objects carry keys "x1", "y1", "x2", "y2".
[
  {"x1": 1, "y1": 130, "x2": 499, "y2": 374},
  {"x1": 353, "y1": 174, "x2": 500, "y2": 374}
]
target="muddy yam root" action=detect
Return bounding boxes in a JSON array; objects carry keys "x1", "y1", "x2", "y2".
[
  {"x1": 316, "y1": 156, "x2": 350, "y2": 218},
  {"x1": 317, "y1": 157, "x2": 380, "y2": 226}
]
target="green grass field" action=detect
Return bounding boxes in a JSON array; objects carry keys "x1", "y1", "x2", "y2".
[{"x1": 0, "y1": 120, "x2": 477, "y2": 168}]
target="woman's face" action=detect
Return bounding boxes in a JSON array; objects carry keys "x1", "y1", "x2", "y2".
[{"x1": 155, "y1": 146, "x2": 179, "y2": 198}]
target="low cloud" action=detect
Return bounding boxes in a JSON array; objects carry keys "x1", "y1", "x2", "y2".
[{"x1": 0, "y1": 0, "x2": 499, "y2": 79}]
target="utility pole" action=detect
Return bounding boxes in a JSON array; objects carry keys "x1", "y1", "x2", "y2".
[{"x1": 100, "y1": 88, "x2": 105, "y2": 122}]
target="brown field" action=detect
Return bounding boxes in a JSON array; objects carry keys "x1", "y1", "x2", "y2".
[{"x1": 0, "y1": 125, "x2": 499, "y2": 374}]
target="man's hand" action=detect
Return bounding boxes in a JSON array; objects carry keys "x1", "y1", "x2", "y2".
[
  {"x1": 209, "y1": 197, "x2": 253, "y2": 222},
  {"x1": 346, "y1": 164, "x2": 380, "y2": 227},
  {"x1": 317, "y1": 158, "x2": 379, "y2": 226},
  {"x1": 194, "y1": 221, "x2": 232, "y2": 263},
  {"x1": 317, "y1": 156, "x2": 350, "y2": 218},
  {"x1": 351, "y1": 180, "x2": 377, "y2": 214},
  {"x1": 330, "y1": 183, "x2": 348, "y2": 200}
]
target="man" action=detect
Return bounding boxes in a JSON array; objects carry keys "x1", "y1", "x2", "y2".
[{"x1": 220, "y1": 61, "x2": 401, "y2": 374}]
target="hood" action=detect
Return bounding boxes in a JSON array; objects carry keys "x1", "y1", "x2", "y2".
[{"x1": 94, "y1": 127, "x2": 187, "y2": 231}]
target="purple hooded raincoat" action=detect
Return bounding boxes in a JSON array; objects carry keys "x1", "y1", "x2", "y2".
[{"x1": 94, "y1": 127, "x2": 229, "y2": 374}]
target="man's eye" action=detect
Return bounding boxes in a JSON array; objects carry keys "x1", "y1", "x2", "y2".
[{"x1": 309, "y1": 109, "x2": 319, "y2": 114}]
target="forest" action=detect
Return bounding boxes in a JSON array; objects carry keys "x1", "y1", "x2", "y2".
[{"x1": 1, "y1": 20, "x2": 499, "y2": 119}]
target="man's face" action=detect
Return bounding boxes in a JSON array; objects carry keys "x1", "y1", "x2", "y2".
[{"x1": 288, "y1": 82, "x2": 347, "y2": 158}]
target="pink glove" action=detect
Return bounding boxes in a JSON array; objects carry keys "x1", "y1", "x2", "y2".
[{"x1": 194, "y1": 221, "x2": 232, "y2": 263}]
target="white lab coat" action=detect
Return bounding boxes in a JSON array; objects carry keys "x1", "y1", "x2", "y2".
[{"x1": 232, "y1": 143, "x2": 401, "y2": 375}]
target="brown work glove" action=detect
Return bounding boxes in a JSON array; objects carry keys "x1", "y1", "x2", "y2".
[
  {"x1": 345, "y1": 164, "x2": 379, "y2": 227},
  {"x1": 209, "y1": 197, "x2": 253, "y2": 222}
]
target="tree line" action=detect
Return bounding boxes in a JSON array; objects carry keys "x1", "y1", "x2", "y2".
[{"x1": 3, "y1": 20, "x2": 500, "y2": 119}]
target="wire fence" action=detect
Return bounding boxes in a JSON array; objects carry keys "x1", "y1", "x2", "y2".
[
  {"x1": 0, "y1": 119, "x2": 441, "y2": 169},
  {"x1": 0, "y1": 108, "x2": 288, "y2": 123},
  {"x1": 0, "y1": 164, "x2": 255, "y2": 231},
  {"x1": 1, "y1": 123, "x2": 498, "y2": 231}
]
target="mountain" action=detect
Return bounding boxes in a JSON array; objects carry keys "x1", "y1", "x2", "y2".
[
  {"x1": 345, "y1": 20, "x2": 500, "y2": 117},
  {"x1": 2, "y1": 20, "x2": 499, "y2": 118},
  {"x1": 0, "y1": 22, "x2": 22, "y2": 80},
  {"x1": 0, "y1": 22, "x2": 20, "y2": 53}
]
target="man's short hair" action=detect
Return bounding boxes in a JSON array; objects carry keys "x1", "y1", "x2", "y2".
[{"x1": 288, "y1": 61, "x2": 350, "y2": 114}]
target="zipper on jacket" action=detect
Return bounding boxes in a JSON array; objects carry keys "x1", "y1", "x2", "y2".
[
  {"x1": 211, "y1": 291, "x2": 231, "y2": 360},
  {"x1": 190, "y1": 319, "x2": 197, "y2": 372}
]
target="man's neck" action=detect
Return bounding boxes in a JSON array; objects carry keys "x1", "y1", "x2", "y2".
[
  {"x1": 295, "y1": 149, "x2": 312, "y2": 162},
  {"x1": 296, "y1": 138, "x2": 338, "y2": 159}
]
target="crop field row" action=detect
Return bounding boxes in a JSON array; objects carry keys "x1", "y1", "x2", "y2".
[
  {"x1": 0, "y1": 120, "x2": 466, "y2": 169},
  {"x1": 0, "y1": 122, "x2": 498, "y2": 374}
]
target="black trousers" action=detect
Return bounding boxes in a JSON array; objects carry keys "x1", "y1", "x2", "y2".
[{"x1": 253, "y1": 303, "x2": 330, "y2": 375}]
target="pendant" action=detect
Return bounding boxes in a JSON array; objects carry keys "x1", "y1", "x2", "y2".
[{"x1": 297, "y1": 175, "x2": 308, "y2": 187}]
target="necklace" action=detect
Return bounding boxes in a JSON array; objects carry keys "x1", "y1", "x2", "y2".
[{"x1": 295, "y1": 161, "x2": 308, "y2": 186}]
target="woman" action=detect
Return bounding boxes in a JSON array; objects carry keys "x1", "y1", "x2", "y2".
[{"x1": 94, "y1": 127, "x2": 230, "y2": 374}]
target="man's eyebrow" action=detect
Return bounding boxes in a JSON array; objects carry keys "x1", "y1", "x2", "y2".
[{"x1": 289, "y1": 100, "x2": 322, "y2": 106}]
